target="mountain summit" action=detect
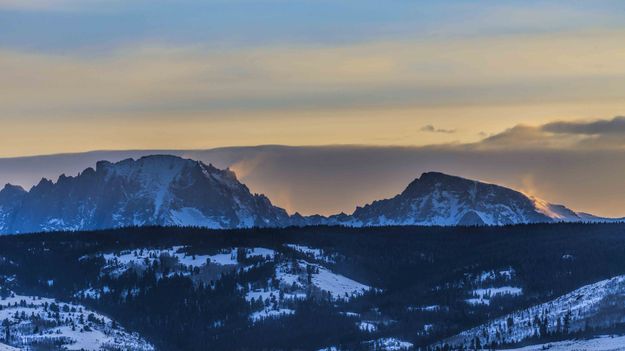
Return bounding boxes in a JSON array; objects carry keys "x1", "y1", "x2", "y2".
[
  {"x1": 0, "y1": 157, "x2": 613, "y2": 234},
  {"x1": 0, "y1": 155, "x2": 291, "y2": 234},
  {"x1": 344, "y1": 172, "x2": 586, "y2": 226}
]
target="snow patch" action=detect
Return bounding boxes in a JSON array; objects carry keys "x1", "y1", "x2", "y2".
[
  {"x1": 169, "y1": 207, "x2": 224, "y2": 229},
  {"x1": 365, "y1": 337, "x2": 413, "y2": 350},
  {"x1": 95, "y1": 246, "x2": 276, "y2": 277},
  {"x1": 359, "y1": 321, "x2": 377, "y2": 332},
  {"x1": 285, "y1": 244, "x2": 335, "y2": 262},
  {"x1": 250, "y1": 308, "x2": 295, "y2": 322}
]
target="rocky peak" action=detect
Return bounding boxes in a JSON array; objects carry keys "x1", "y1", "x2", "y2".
[
  {"x1": 0, "y1": 184, "x2": 27, "y2": 202},
  {"x1": 349, "y1": 171, "x2": 581, "y2": 226},
  {"x1": 0, "y1": 155, "x2": 292, "y2": 234}
]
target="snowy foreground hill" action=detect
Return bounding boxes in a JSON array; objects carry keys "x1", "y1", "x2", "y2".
[
  {"x1": 438, "y1": 274, "x2": 625, "y2": 350},
  {"x1": 73, "y1": 243, "x2": 421, "y2": 350},
  {"x1": 0, "y1": 155, "x2": 617, "y2": 234},
  {"x1": 496, "y1": 335, "x2": 625, "y2": 351},
  {"x1": 0, "y1": 343, "x2": 18, "y2": 351},
  {"x1": 78, "y1": 245, "x2": 373, "y2": 324},
  {"x1": 0, "y1": 290, "x2": 153, "y2": 350},
  {"x1": 1, "y1": 224, "x2": 625, "y2": 350}
]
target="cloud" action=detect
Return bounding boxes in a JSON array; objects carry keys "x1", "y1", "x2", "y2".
[
  {"x1": 477, "y1": 125, "x2": 573, "y2": 149},
  {"x1": 420, "y1": 125, "x2": 455, "y2": 134},
  {"x1": 542, "y1": 116, "x2": 625, "y2": 135},
  {"x1": 2, "y1": 28, "x2": 625, "y2": 117},
  {"x1": 476, "y1": 116, "x2": 625, "y2": 150}
]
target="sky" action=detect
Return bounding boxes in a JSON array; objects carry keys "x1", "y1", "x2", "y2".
[
  {"x1": 1, "y1": 0, "x2": 625, "y2": 156},
  {"x1": 1, "y1": 1, "x2": 625, "y2": 216}
]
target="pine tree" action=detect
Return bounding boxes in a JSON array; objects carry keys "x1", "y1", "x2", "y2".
[
  {"x1": 506, "y1": 316, "x2": 514, "y2": 332},
  {"x1": 474, "y1": 337, "x2": 482, "y2": 350},
  {"x1": 2, "y1": 319, "x2": 10, "y2": 342},
  {"x1": 563, "y1": 310, "x2": 572, "y2": 334}
]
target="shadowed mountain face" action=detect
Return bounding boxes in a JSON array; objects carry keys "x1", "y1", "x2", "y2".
[
  {"x1": 0, "y1": 156, "x2": 607, "y2": 234},
  {"x1": 347, "y1": 172, "x2": 581, "y2": 226},
  {"x1": 0, "y1": 184, "x2": 27, "y2": 232},
  {"x1": 0, "y1": 155, "x2": 291, "y2": 234}
]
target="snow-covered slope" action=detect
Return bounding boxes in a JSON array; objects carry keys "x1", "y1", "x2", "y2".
[
  {"x1": 342, "y1": 172, "x2": 594, "y2": 226},
  {"x1": 0, "y1": 155, "x2": 292, "y2": 234},
  {"x1": 0, "y1": 343, "x2": 19, "y2": 351},
  {"x1": 531, "y1": 196, "x2": 582, "y2": 222},
  {"x1": 0, "y1": 290, "x2": 153, "y2": 350},
  {"x1": 79, "y1": 245, "x2": 374, "y2": 325},
  {"x1": 82, "y1": 246, "x2": 275, "y2": 280},
  {"x1": 245, "y1": 258, "x2": 372, "y2": 323},
  {"x1": 440, "y1": 274, "x2": 625, "y2": 348},
  {"x1": 319, "y1": 337, "x2": 413, "y2": 351},
  {"x1": 496, "y1": 335, "x2": 625, "y2": 351}
]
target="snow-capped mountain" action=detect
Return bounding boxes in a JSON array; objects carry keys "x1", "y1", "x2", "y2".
[
  {"x1": 0, "y1": 158, "x2": 615, "y2": 234},
  {"x1": 0, "y1": 155, "x2": 291, "y2": 234},
  {"x1": 342, "y1": 172, "x2": 591, "y2": 226}
]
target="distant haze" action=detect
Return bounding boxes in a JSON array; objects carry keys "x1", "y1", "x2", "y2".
[{"x1": 1, "y1": 142, "x2": 625, "y2": 218}]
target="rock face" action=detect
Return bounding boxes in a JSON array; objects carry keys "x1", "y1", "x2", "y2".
[
  {"x1": 0, "y1": 159, "x2": 608, "y2": 234},
  {"x1": 342, "y1": 172, "x2": 583, "y2": 226},
  {"x1": 0, "y1": 155, "x2": 291, "y2": 234},
  {"x1": 0, "y1": 184, "x2": 27, "y2": 233}
]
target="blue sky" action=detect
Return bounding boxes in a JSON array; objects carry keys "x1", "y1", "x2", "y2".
[{"x1": 3, "y1": 0, "x2": 623, "y2": 52}]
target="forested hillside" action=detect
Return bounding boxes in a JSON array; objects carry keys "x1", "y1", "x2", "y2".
[{"x1": 1, "y1": 223, "x2": 625, "y2": 350}]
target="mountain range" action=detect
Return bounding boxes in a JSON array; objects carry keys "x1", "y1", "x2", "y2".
[{"x1": 0, "y1": 155, "x2": 618, "y2": 234}]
